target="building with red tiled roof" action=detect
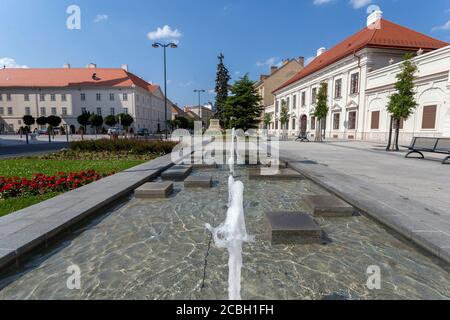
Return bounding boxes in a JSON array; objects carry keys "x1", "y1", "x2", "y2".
[
  {"x1": 268, "y1": 10, "x2": 449, "y2": 143},
  {"x1": 0, "y1": 64, "x2": 173, "y2": 134}
]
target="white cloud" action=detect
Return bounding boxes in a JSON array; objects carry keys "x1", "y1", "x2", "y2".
[
  {"x1": 0, "y1": 57, "x2": 28, "y2": 68},
  {"x1": 147, "y1": 25, "x2": 182, "y2": 41},
  {"x1": 94, "y1": 14, "x2": 108, "y2": 23},
  {"x1": 313, "y1": 0, "x2": 333, "y2": 5},
  {"x1": 432, "y1": 20, "x2": 450, "y2": 31},
  {"x1": 349, "y1": 0, "x2": 372, "y2": 9},
  {"x1": 179, "y1": 81, "x2": 193, "y2": 87},
  {"x1": 256, "y1": 57, "x2": 282, "y2": 68},
  {"x1": 305, "y1": 56, "x2": 316, "y2": 65}
]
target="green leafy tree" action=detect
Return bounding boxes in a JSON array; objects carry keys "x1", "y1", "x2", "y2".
[
  {"x1": 89, "y1": 114, "x2": 104, "y2": 134},
  {"x1": 46, "y1": 115, "x2": 62, "y2": 139},
  {"x1": 77, "y1": 112, "x2": 91, "y2": 139},
  {"x1": 263, "y1": 113, "x2": 272, "y2": 129},
  {"x1": 214, "y1": 53, "x2": 231, "y2": 126},
  {"x1": 104, "y1": 115, "x2": 117, "y2": 127},
  {"x1": 386, "y1": 53, "x2": 418, "y2": 151},
  {"x1": 118, "y1": 113, "x2": 134, "y2": 132},
  {"x1": 222, "y1": 74, "x2": 263, "y2": 131},
  {"x1": 279, "y1": 100, "x2": 290, "y2": 131},
  {"x1": 22, "y1": 115, "x2": 35, "y2": 133},
  {"x1": 36, "y1": 116, "x2": 48, "y2": 127},
  {"x1": 314, "y1": 83, "x2": 329, "y2": 142}
]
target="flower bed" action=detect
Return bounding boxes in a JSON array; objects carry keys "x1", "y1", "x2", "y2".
[{"x1": 0, "y1": 170, "x2": 114, "y2": 200}]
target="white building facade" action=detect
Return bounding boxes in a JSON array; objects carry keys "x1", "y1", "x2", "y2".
[
  {"x1": 271, "y1": 11, "x2": 449, "y2": 143},
  {"x1": 0, "y1": 65, "x2": 170, "y2": 134}
]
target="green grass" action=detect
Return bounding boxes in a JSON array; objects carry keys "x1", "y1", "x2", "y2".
[
  {"x1": 0, "y1": 159, "x2": 146, "y2": 178},
  {"x1": 0, "y1": 158, "x2": 147, "y2": 217}
]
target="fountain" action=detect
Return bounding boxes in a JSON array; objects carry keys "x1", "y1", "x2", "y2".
[{"x1": 205, "y1": 128, "x2": 254, "y2": 300}]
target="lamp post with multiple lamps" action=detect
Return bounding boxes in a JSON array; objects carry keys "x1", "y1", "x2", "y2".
[
  {"x1": 152, "y1": 42, "x2": 178, "y2": 139},
  {"x1": 193, "y1": 89, "x2": 206, "y2": 128}
]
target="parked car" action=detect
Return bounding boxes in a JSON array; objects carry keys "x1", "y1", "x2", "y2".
[
  {"x1": 137, "y1": 128, "x2": 149, "y2": 136},
  {"x1": 37, "y1": 129, "x2": 48, "y2": 135},
  {"x1": 107, "y1": 127, "x2": 124, "y2": 135}
]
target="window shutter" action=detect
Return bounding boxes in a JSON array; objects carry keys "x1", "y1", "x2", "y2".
[
  {"x1": 422, "y1": 105, "x2": 437, "y2": 129},
  {"x1": 371, "y1": 111, "x2": 380, "y2": 129}
]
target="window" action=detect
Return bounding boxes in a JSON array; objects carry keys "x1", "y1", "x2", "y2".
[
  {"x1": 81, "y1": 93, "x2": 86, "y2": 101},
  {"x1": 110, "y1": 93, "x2": 114, "y2": 101},
  {"x1": 123, "y1": 93, "x2": 128, "y2": 101},
  {"x1": 110, "y1": 108, "x2": 115, "y2": 115},
  {"x1": 275, "y1": 101, "x2": 279, "y2": 113},
  {"x1": 123, "y1": 108, "x2": 128, "y2": 114},
  {"x1": 7, "y1": 107, "x2": 12, "y2": 115},
  {"x1": 0, "y1": 107, "x2": 3, "y2": 115},
  {"x1": 6, "y1": 94, "x2": 11, "y2": 101},
  {"x1": 333, "y1": 113, "x2": 340, "y2": 130},
  {"x1": 51, "y1": 107, "x2": 57, "y2": 115},
  {"x1": 24, "y1": 94, "x2": 30, "y2": 101},
  {"x1": 61, "y1": 94, "x2": 67, "y2": 102},
  {"x1": 96, "y1": 93, "x2": 101, "y2": 101},
  {"x1": 399, "y1": 118, "x2": 404, "y2": 130},
  {"x1": 422, "y1": 105, "x2": 437, "y2": 129},
  {"x1": 335, "y1": 79, "x2": 342, "y2": 98},
  {"x1": 62, "y1": 107, "x2": 67, "y2": 116},
  {"x1": 311, "y1": 116, "x2": 316, "y2": 130},
  {"x1": 25, "y1": 107, "x2": 31, "y2": 115},
  {"x1": 371, "y1": 111, "x2": 380, "y2": 129},
  {"x1": 292, "y1": 118, "x2": 296, "y2": 130},
  {"x1": 312, "y1": 88, "x2": 317, "y2": 104},
  {"x1": 275, "y1": 120, "x2": 278, "y2": 130},
  {"x1": 287, "y1": 97, "x2": 290, "y2": 110},
  {"x1": 350, "y1": 73, "x2": 359, "y2": 94},
  {"x1": 301, "y1": 92, "x2": 306, "y2": 107},
  {"x1": 40, "y1": 107, "x2": 46, "y2": 116},
  {"x1": 293, "y1": 95, "x2": 297, "y2": 110},
  {"x1": 81, "y1": 107, "x2": 87, "y2": 114},
  {"x1": 51, "y1": 94, "x2": 56, "y2": 101},
  {"x1": 348, "y1": 111, "x2": 356, "y2": 130},
  {"x1": 40, "y1": 94, "x2": 45, "y2": 101},
  {"x1": 97, "y1": 108, "x2": 102, "y2": 116},
  {"x1": 0, "y1": 94, "x2": 2, "y2": 101}
]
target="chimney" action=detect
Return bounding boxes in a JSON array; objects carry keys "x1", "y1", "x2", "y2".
[
  {"x1": 367, "y1": 9, "x2": 383, "y2": 27},
  {"x1": 297, "y1": 56, "x2": 305, "y2": 67},
  {"x1": 282, "y1": 59, "x2": 290, "y2": 66},
  {"x1": 86, "y1": 63, "x2": 97, "y2": 69},
  {"x1": 260, "y1": 75, "x2": 268, "y2": 81},
  {"x1": 121, "y1": 64, "x2": 129, "y2": 71},
  {"x1": 63, "y1": 63, "x2": 71, "y2": 69},
  {"x1": 270, "y1": 66, "x2": 278, "y2": 74},
  {"x1": 317, "y1": 47, "x2": 327, "y2": 57}
]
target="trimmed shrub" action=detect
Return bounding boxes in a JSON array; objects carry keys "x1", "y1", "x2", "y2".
[{"x1": 69, "y1": 139, "x2": 176, "y2": 155}]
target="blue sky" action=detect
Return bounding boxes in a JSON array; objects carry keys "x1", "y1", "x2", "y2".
[{"x1": 0, "y1": 0, "x2": 449, "y2": 107}]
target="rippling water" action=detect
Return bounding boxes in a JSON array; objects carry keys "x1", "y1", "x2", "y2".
[{"x1": 0, "y1": 166, "x2": 449, "y2": 300}]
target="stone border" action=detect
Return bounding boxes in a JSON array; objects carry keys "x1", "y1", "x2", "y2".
[
  {"x1": 283, "y1": 156, "x2": 450, "y2": 264},
  {"x1": 0, "y1": 153, "x2": 175, "y2": 271}
]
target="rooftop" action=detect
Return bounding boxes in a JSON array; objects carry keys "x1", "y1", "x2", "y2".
[{"x1": 274, "y1": 18, "x2": 448, "y2": 93}]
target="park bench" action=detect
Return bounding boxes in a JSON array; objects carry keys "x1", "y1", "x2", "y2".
[
  {"x1": 295, "y1": 131, "x2": 310, "y2": 142},
  {"x1": 405, "y1": 137, "x2": 450, "y2": 164}
]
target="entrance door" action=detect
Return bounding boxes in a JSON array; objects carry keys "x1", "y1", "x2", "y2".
[{"x1": 300, "y1": 115, "x2": 307, "y2": 134}]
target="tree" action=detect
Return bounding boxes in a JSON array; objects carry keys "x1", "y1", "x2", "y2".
[
  {"x1": 46, "y1": 115, "x2": 62, "y2": 139},
  {"x1": 22, "y1": 115, "x2": 35, "y2": 133},
  {"x1": 118, "y1": 113, "x2": 134, "y2": 132},
  {"x1": 222, "y1": 74, "x2": 263, "y2": 131},
  {"x1": 279, "y1": 100, "x2": 290, "y2": 138},
  {"x1": 314, "y1": 83, "x2": 329, "y2": 142},
  {"x1": 89, "y1": 114, "x2": 104, "y2": 134},
  {"x1": 263, "y1": 113, "x2": 272, "y2": 129},
  {"x1": 214, "y1": 53, "x2": 231, "y2": 126},
  {"x1": 77, "y1": 112, "x2": 91, "y2": 139},
  {"x1": 104, "y1": 115, "x2": 117, "y2": 127},
  {"x1": 387, "y1": 53, "x2": 418, "y2": 151},
  {"x1": 36, "y1": 116, "x2": 48, "y2": 127}
]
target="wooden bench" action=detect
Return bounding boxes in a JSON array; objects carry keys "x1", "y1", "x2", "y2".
[
  {"x1": 405, "y1": 137, "x2": 450, "y2": 164},
  {"x1": 295, "y1": 131, "x2": 310, "y2": 142}
]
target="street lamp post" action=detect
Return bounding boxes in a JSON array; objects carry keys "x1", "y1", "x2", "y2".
[
  {"x1": 193, "y1": 89, "x2": 206, "y2": 127},
  {"x1": 152, "y1": 42, "x2": 178, "y2": 140}
]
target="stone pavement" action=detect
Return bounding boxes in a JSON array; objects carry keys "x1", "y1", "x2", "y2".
[{"x1": 277, "y1": 140, "x2": 450, "y2": 263}]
